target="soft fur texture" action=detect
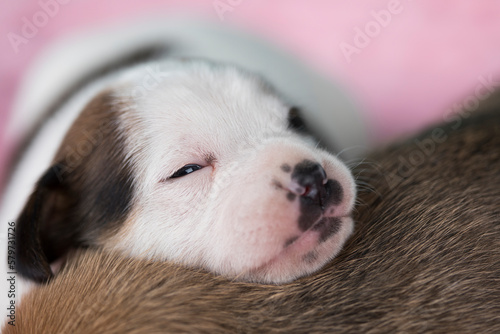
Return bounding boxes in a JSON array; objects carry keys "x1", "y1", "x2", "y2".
[
  {"x1": 7, "y1": 57, "x2": 356, "y2": 286},
  {"x1": 5, "y1": 92, "x2": 500, "y2": 333}
]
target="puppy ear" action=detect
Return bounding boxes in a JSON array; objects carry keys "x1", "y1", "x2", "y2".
[
  {"x1": 16, "y1": 163, "x2": 76, "y2": 283},
  {"x1": 15, "y1": 90, "x2": 135, "y2": 283}
]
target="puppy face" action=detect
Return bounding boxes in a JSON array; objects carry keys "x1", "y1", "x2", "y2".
[{"x1": 16, "y1": 60, "x2": 356, "y2": 284}]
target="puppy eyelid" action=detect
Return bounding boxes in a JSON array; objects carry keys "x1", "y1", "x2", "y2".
[{"x1": 169, "y1": 164, "x2": 203, "y2": 179}]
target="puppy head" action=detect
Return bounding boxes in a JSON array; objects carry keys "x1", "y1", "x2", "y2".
[{"x1": 16, "y1": 60, "x2": 356, "y2": 284}]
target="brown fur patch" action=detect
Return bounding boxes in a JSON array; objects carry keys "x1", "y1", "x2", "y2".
[
  {"x1": 6, "y1": 94, "x2": 500, "y2": 333},
  {"x1": 49, "y1": 89, "x2": 135, "y2": 244},
  {"x1": 15, "y1": 89, "x2": 135, "y2": 282}
]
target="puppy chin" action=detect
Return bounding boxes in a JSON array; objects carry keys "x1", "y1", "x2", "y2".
[{"x1": 229, "y1": 216, "x2": 354, "y2": 284}]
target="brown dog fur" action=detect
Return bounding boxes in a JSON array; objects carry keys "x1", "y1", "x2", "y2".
[{"x1": 4, "y1": 93, "x2": 500, "y2": 333}]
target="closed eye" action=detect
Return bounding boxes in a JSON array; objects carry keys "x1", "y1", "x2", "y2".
[{"x1": 170, "y1": 164, "x2": 203, "y2": 178}]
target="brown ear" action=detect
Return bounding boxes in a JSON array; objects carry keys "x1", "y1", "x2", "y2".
[
  {"x1": 15, "y1": 90, "x2": 136, "y2": 283},
  {"x1": 15, "y1": 163, "x2": 76, "y2": 283}
]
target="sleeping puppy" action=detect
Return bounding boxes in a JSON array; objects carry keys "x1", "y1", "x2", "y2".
[
  {"x1": 14, "y1": 59, "x2": 356, "y2": 285},
  {"x1": 0, "y1": 21, "x2": 358, "y2": 292}
]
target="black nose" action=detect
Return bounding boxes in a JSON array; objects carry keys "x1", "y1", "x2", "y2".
[{"x1": 291, "y1": 160, "x2": 328, "y2": 207}]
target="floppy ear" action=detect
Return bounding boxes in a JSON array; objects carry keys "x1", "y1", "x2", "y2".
[
  {"x1": 15, "y1": 90, "x2": 136, "y2": 283},
  {"x1": 15, "y1": 163, "x2": 77, "y2": 283}
]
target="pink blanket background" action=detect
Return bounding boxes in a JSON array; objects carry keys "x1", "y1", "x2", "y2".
[{"x1": 1, "y1": 1, "x2": 500, "y2": 190}]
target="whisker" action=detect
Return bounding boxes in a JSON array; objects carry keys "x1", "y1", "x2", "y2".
[
  {"x1": 355, "y1": 180, "x2": 376, "y2": 190},
  {"x1": 336, "y1": 145, "x2": 367, "y2": 159},
  {"x1": 346, "y1": 159, "x2": 382, "y2": 171}
]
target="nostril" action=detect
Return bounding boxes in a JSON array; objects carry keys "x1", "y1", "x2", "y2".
[
  {"x1": 302, "y1": 186, "x2": 311, "y2": 197},
  {"x1": 301, "y1": 185, "x2": 319, "y2": 199},
  {"x1": 290, "y1": 160, "x2": 328, "y2": 205}
]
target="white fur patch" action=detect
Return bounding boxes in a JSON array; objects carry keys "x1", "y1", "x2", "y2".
[{"x1": 104, "y1": 60, "x2": 356, "y2": 283}]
